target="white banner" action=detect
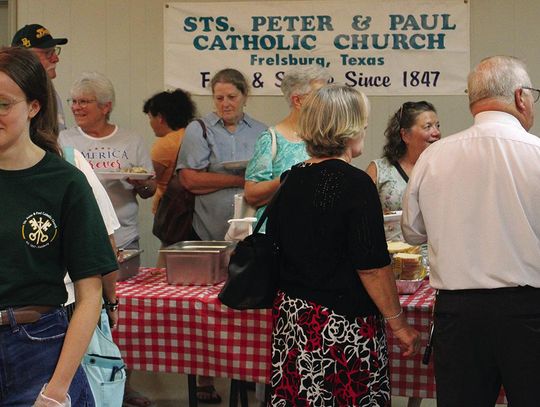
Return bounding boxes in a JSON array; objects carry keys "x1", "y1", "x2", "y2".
[{"x1": 164, "y1": 0, "x2": 469, "y2": 95}]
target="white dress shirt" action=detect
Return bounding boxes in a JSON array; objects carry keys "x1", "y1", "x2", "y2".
[{"x1": 402, "y1": 111, "x2": 540, "y2": 289}]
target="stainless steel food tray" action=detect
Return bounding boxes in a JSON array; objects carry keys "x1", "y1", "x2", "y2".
[
  {"x1": 160, "y1": 241, "x2": 235, "y2": 285},
  {"x1": 118, "y1": 249, "x2": 143, "y2": 281}
]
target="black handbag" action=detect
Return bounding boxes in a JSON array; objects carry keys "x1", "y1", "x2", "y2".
[
  {"x1": 152, "y1": 171, "x2": 195, "y2": 245},
  {"x1": 152, "y1": 119, "x2": 207, "y2": 245},
  {"x1": 218, "y1": 175, "x2": 288, "y2": 310}
]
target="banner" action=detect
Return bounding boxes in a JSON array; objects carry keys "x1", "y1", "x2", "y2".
[{"x1": 164, "y1": 1, "x2": 469, "y2": 95}]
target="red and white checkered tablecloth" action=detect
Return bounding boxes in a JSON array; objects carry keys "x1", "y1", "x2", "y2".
[
  {"x1": 114, "y1": 269, "x2": 505, "y2": 402},
  {"x1": 387, "y1": 279, "x2": 436, "y2": 399},
  {"x1": 114, "y1": 268, "x2": 272, "y2": 383}
]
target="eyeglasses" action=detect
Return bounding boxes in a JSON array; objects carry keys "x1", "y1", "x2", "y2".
[
  {"x1": 35, "y1": 46, "x2": 62, "y2": 59},
  {"x1": 67, "y1": 98, "x2": 97, "y2": 108},
  {"x1": 0, "y1": 99, "x2": 24, "y2": 116},
  {"x1": 522, "y1": 86, "x2": 540, "y2": 103}
]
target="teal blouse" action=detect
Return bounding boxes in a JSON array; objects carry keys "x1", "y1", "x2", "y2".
[{"x1": 245, "y1": 127, "x2": 309, "y2": 232}]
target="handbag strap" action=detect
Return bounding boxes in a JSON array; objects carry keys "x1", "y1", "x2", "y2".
[
  {"x1": 252, "y1": 172, "x2": 289, "y2": 234},
  {"x1": 167, "y1": 119, "x2": 208, "y2": 185},
  {"x1": 392, "y1": 161, "x2": 409, "y2": 183},
  {"x1": 269, "y1": 127, "x2": 277, "y2": 161},
  {"x1": 62, "y1": 146, "x2": 75, "y2": 165},
  {"x1": 195, "y1": 118, "x2": 208, "y2": 141}
]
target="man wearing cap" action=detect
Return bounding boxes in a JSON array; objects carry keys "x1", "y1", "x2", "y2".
[{"x1": 12, "y1": 23, "x2": 69, "y2": 130}]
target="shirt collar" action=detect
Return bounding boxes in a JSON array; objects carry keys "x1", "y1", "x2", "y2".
[
  {"x1": 208, "y1": 111, "x2": 254, "y2": 128},
  {"x1": 474, "y1": 111, "x2": 524, "y2": 128}
]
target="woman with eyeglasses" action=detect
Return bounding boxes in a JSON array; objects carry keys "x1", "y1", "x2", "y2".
[
  {"x1": 366, "y1": 101, "x2": 441, "y2": 241},
  {"x1": 59, "y1": 71, "x2": 156, "y2": 407},
  {"x1": 0, "y1": 47, "x2": 117, "y2": 405},
  {"x1": 59, "y1": 71, "x2": 156, "y2": 253}
]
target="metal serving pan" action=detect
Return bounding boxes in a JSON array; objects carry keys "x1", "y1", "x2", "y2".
[
  {"x1": 117, "y1": 249, "x2": 143, "y2": 281},
  {"x1": 160, "y1": 241, "x2": 235, "y2": 285}
]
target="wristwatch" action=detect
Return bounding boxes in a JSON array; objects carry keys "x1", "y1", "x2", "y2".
[{"x1": 103, "y1": 299, "x2": 119, "y2": 312}]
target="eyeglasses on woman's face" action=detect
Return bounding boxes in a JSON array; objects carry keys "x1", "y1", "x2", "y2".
[
  {"x1": 522, "y1": 87, "x2": 540, "y2": 103},
  {"x1": 0, "y1": 99, "x2": 24, "y2": 116},
  {"x1": 67, "y1": 98, "x2": 97, "y2": 108},
  {"x1": 35, "y1": 46, "x2": 62, "y2": 60}
]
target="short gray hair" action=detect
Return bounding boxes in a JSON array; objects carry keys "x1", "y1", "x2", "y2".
[
  {"x1": 71, "y1": 71, "x2": 116, "y2": 114},
  {"x1": 468, "y1": 56, "x2": 531, "y2": 105},
  {"x1": 299, "y1": 84, "x2": 370, "y2": 158},
  {"x1": 281, "y1": 66, "x2": 331, "y2": 107}
]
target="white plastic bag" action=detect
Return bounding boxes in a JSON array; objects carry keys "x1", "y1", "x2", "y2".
[
  {"x1": 225, "y1": 128, "x2": 278, "y2": 241},
  {"x1": 224, "y1": 193, "x2": 257, "y2": 241}
]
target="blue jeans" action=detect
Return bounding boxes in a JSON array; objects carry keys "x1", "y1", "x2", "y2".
[{"x1": 0, "y1": 307, "x2": 95, "y2": 406}]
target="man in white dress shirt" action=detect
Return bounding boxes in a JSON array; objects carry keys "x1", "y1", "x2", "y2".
[{"x1": 402, "y1": 56, "x2": 540, "y2": 406}]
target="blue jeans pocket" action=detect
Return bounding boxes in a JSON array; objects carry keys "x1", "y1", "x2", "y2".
[
  {"x1": 19, "y1": 310, "x2": 67, "y2": 342},
  {"x1": 1, "y1": 309, "x2": 68, "y2": 405}
]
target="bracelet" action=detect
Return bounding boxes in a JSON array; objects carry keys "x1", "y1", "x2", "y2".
[
  {"x1": 103, "y1": 299, "x2": 119, "y2": 312},
  {"x1": 137, "y1": 185, "x2": 149, "y2": 192},
  {"x1": 384, "y1": 308, "x2": 403, "y2": 321}
]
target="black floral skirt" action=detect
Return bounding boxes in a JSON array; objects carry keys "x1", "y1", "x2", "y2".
[{"x1": 270, "y1": 291, "x2": 390, "y2": 406}]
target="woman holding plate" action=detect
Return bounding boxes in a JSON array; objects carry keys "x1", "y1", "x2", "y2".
[
  {"x1": 59, "y1": 71, "x2": 156, "y2": 252},
  {"x1": 177, "y1": 68, "x2": 266, "y2": 242},
  {"x1": 177, "y1": 68, "x2": 266, "y2": 404},
  {"x1": 59, "y1": 70, "x2": 156, "y2": 407}
]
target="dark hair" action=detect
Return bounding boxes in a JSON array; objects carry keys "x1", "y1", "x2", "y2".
[
  {"x1": 383, "y1": 101, "x2": 437, "y2": 163},
  {"x1": 210, "y1": 68, "x2": 249, "y2": 96},
  {"x1": 0, "y1": 47, "x2": 59, "y2": 155},
  {"x1": 143, "y1": 89, "x2": 197, "y2": 130}
]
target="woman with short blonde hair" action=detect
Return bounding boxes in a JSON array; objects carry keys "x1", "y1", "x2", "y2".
[
  {"x1": 266, "y1": 84, "x2": 420, "y2": 406},
  {"x1": 299, "y1": 84, "x2": 370, "y2": 158}
]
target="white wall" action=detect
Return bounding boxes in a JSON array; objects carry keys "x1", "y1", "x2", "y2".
[
  {"x1": 11, "y1": 0, "x2": 540, "y2": 266},
  {"x1": 0, "y1": 1, "x2": 8, "y2": 46}
]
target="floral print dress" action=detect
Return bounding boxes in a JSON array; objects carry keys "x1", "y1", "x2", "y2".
[
  {"x1": 271, "y1": 292, "x2": 390, "y2": 406},
  {"x1": 371, "y1": 157, "x2": 408, "y2": 241}
]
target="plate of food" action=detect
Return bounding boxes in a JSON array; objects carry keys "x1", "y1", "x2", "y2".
[
  {"x1": 384, "y1": 210, "x2": 402, "y2": 223},
  {"x1": 222, "y1": 160, "x2": 249, "y2": 170},
  {"x1": 95, "y1": 167, "x2": 153, "y2": 180}
]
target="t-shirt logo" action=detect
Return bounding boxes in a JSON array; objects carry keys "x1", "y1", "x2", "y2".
[{"x1": 22, "y1": 212, "x2": 58, "y2": 248}]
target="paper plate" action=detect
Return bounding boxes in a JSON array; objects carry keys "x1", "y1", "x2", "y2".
[
  {"x1": 222, "y1": 160, "x2": 249, "y2": 170},
  {"x1": 95, "y1": 171, "x2": 153, "y2": 180},
  {"x1": 384, "y1": 210, "x2": 402, "y2": 223}
]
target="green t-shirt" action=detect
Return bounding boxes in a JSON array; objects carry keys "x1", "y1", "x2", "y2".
[{"x1": 0, "y1": 151, "x2": 118, "y2": 308}]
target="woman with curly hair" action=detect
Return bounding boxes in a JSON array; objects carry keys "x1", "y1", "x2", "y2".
[{"x1": 366, "y1": 101, "x2": 441, "y2": 241}]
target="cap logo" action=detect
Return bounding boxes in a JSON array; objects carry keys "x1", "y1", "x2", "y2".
[
  {"x1": 35, "y1": 27, "x2": 50, "y2": 39},
  {"x1": 21, "y1": 37, "x2": 31, "y2": 47}
]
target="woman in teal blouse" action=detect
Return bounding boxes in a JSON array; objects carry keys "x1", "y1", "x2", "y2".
[{"x1": 244, "y1": 66, "x2": 330, "y2": 231}]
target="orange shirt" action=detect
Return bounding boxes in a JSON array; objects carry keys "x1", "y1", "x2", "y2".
[{"x1": 150, "y1": 129, "x2": 185, "y2": 214}]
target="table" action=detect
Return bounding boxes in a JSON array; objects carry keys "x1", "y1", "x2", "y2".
[
  {"x1": 114, "y1": 268, "x2": 505, "y2": 404},
  {"x1": 114, "y1": 268, "x2": 271, "y2": 384},
  {"x1": 387, "y1": 279, "x2": 436, "y2": 399}
]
